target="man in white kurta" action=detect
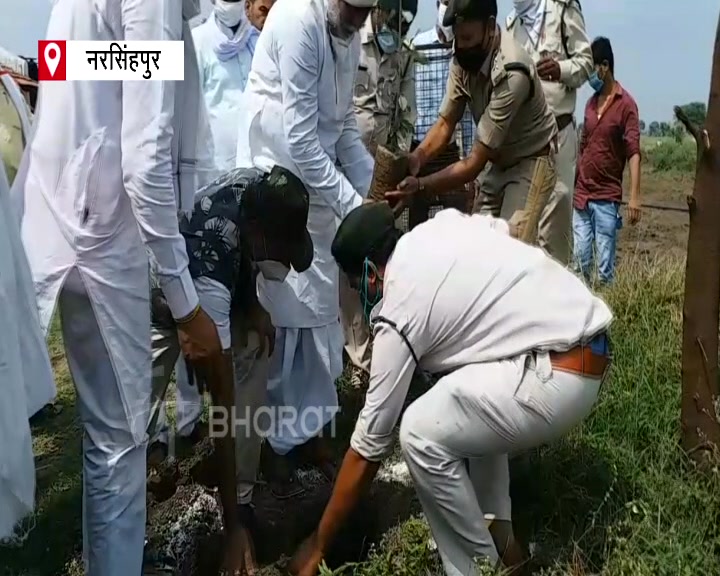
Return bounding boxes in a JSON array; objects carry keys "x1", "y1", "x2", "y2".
[
  {"x1": 10, "y1": 1, "x2": 224, "y2": 574},
  {"x1": 236, "y1": 0, "x2": 376, "y2": 468},
  {"x1": 291, "y1": 204, "x2": 613, "y2": 576},
  {"x1": 0, "y1": 160, "x2": 55, "y2": 542},
  {"x1": 194, "y1": 0, "x2": 276, "y2": 172}
]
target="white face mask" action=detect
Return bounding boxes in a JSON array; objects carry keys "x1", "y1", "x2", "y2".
[
  {"x1": 437, "y1": 4, "x2": 454, "y2": 42},
  {"x1": 257, "y1": 260, "x2": 290, "y2": 282},
  {"x1": 215, "y1": 0, "x2": 245, "y2": 28}
]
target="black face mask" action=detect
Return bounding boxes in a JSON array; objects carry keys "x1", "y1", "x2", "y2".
[{"x1": 454, "y1": 44, "x2": 488, "y2": 73}]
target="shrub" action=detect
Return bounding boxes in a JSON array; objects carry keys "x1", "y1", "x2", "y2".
[{"x1": 643, "y1": 138, "x2": 697, "y2": 173}]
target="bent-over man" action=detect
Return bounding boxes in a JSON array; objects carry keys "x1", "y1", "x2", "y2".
[
  {"x1": 149, "y1": 166, "x2": 313, "y2": 573},
  {"x1": 235, "y1": 0, "x2": 376, "y2": 488},
  {"x1": 290, "y1": 202, "x2": 613, "y2": 576}
]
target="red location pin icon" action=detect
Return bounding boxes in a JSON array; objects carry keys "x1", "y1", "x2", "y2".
[
  {"x1": 44, "y1": 43, "x2": 61, "y2": 77},
  {"x1": 38, "y1": 40, "x2": 66, "y2": 81}
]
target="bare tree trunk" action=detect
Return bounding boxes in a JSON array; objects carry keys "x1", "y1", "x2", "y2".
[{"x1": 676, "y1": 11, "x2": 720, "y2": 467}]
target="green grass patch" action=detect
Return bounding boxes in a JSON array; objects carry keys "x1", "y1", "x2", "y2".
[{"x1": 643, "y1": 138, "x2": 697, "y2": 174}]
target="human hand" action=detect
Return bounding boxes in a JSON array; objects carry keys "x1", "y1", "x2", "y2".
[
  {"x1": 627, "y1": 200, "x2": 641, "y2": 225},
  {"x1": 219, "y1": 526, "x2": 256, "y2": 576},
  {"x1": 238, "y1": 305, "x2": 275, "y2": 358},
  {"x1": 288, "y1": 532, "x2": 324, "y2": 576},
  {"x1": 177, "y1": 307, "x2": 222, "y2": 362},
  {"x1": 385, "y1": 176, "x2": 420, "y2": 205},
  {"x1": 536, "y1": 57, "x2": 561, "y2": 82}
]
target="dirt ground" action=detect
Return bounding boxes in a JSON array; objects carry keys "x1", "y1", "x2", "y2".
[{"x1": 616, "y1": 169, "x2": 691, "y2": 259}]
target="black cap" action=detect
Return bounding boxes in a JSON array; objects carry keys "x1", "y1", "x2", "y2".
[
  {"x1": 442, "y1": 0, "x2": 496, "y2": 27},
  {"x1": 332, "y1": 202, "x2": 397, "y2": 275},
  {"x1": 243, "y1": 165, "x2": 314, "y2": 273}
]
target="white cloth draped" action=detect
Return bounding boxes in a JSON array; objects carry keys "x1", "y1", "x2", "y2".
[{"x1": 0, "y1": 160, "x2": 52, "y2": 540}]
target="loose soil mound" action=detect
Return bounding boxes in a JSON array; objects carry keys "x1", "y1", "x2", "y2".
[{"x1": 144, "y1": 439, "x2": 419, "y2": 575}]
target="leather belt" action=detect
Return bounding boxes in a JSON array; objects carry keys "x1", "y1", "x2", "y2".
[
  {"x1": 555, "y1": 114, "x2": 574, "y2": 132},
  {"x1": 528, "y1": 142, "x2": 551, "y2": 159},
  {"x1": 549, "y1": 332, "x2": 610, "y2": 378}
]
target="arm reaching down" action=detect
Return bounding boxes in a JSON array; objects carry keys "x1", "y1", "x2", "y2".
[
  {"x1": 120, "y1": 0, "x2": 198, "y2": 320},
  {"x1": 336, "y1": 105, "x2": 374, "y2": 198},
  {"x1": 289, "y1": 322, "x2": 418, "y2": 575},
  {"x1": 277, "y1": 19, "x2": 364, "y2": 219}
]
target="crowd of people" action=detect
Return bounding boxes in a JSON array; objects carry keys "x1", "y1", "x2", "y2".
[{"x1": 0, "y1": 0, "x2": 643, "y2": 574}]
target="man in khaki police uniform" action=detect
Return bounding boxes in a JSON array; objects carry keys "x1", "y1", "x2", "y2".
[
  {"x1": 505, "y1": 0, "x2": 592, "y2": 263},
  {"x1": 387, "y1": 0, "x2": 557, "y2": 244},
  {"x1": 340, "y1": 0, "x2": 417, "y2": 386}
]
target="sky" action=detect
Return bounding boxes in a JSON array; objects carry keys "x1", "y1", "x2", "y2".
[{"x1": 0, "y1": 0, "x2": 716, "y2": 122}]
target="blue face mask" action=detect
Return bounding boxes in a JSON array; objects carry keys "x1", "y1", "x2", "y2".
[
  {"x1": 359, "y1": 258, "x2": 383, "y2": 323},
  {"x1": 589, "y1": 70, "x2": 604, "y2": 94},
  {"x1": 376, "y1": 27, "x2": 399, "y2": 54}
]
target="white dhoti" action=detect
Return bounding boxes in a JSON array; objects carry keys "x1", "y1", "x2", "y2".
[
  {"x1": 265, "y1": 322, "x2": 344, "y2": 455},
  {"x1": 399, "y1": 352, "x2": 601, "y2": 576}
]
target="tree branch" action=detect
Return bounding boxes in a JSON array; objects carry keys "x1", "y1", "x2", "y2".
[{"x1": 674, "y1": 105, "x2": 711, "y2": 150}]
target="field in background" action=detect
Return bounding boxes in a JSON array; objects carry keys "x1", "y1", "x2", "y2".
[{"x1": 2, "y1": 153, "x2": 718, "y2": 575}]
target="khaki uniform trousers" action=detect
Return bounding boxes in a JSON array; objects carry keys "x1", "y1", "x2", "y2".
[
  {"x1": 538, "y1": 123, "x2": 577, "y2": 264},
  {"x1": 474, "y1": 153, "x2": 558, "y2": 247}
]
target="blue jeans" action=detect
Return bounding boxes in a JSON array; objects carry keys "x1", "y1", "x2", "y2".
[{"x1": 572, "y1": 200, "x2": 622, "y2": 284}]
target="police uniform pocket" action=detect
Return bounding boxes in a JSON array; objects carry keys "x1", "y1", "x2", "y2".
[
  {"x1": 513, "y1": 353, "x2": 556, "y2": 424},
  {"x1": 355, "y1": 67, "x2": 371, "y2": 94}
]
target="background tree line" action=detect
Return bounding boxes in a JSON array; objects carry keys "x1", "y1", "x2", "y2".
[{"x1": 644, "y1": 102, "x2": 707, "y2": 140}]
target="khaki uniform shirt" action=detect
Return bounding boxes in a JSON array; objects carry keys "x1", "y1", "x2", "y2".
[
  {"x1": 0, "y1": 80, "x2": 25, "y2": 186},
  {"x1": 439, "y1": 29, "x2": 557, "y2": 168},
  {"x1": 354, "y1": 18, "x2": 417, "y2": 154},
  {"x1": 506, "y1": 0, "x2": 592, "y2": 118}
]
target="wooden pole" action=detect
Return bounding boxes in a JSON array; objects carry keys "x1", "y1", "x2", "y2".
[{"x1": 676, "y1": 10, "x2": 720, "y2": 466}]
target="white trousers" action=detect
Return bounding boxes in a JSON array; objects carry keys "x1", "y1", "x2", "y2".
[
  {"x1": 59, "y1": 270, "x2": 146, "y2": 576},
  {"x1": 399, "y1": 353, "x2": 601, "y2": 576},
  {"x1": 265, "y1": 322, "x2": 344, "y2": 455},
  {"x1": 149, "y1": 278, "x2": 268, "y2": 505}
]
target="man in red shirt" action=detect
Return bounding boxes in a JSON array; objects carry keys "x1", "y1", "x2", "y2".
[{"x1": 574, "y1": 36, "x2": 641, "y2": 284}]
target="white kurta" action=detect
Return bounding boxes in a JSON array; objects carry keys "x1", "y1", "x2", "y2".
[
  {"x1": 11, "y1": 0, "x2": 203, "y2": 446},
  {"x1": 235, "y1": 0, "x2": 374, "y2": 453},
  {"x1": 193, "y1": 13, "x2": 255, "y2": 172},
  {"x1": 236, "y1": 0, "x2": 375, "y2": 329},
  {"x1": 11, "y1": 1, "x2": 205, "y2": 573},
  {"x1": 0, "y1": 72, "x2": 57, "y2": 417},
  {"x1": 0, "y1": 160, "x2": 51, "y2": 541}
]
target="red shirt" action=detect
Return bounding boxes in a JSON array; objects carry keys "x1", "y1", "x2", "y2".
[{"x1": 574, "y1": 83, "x2": 641, "y2": 210}]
